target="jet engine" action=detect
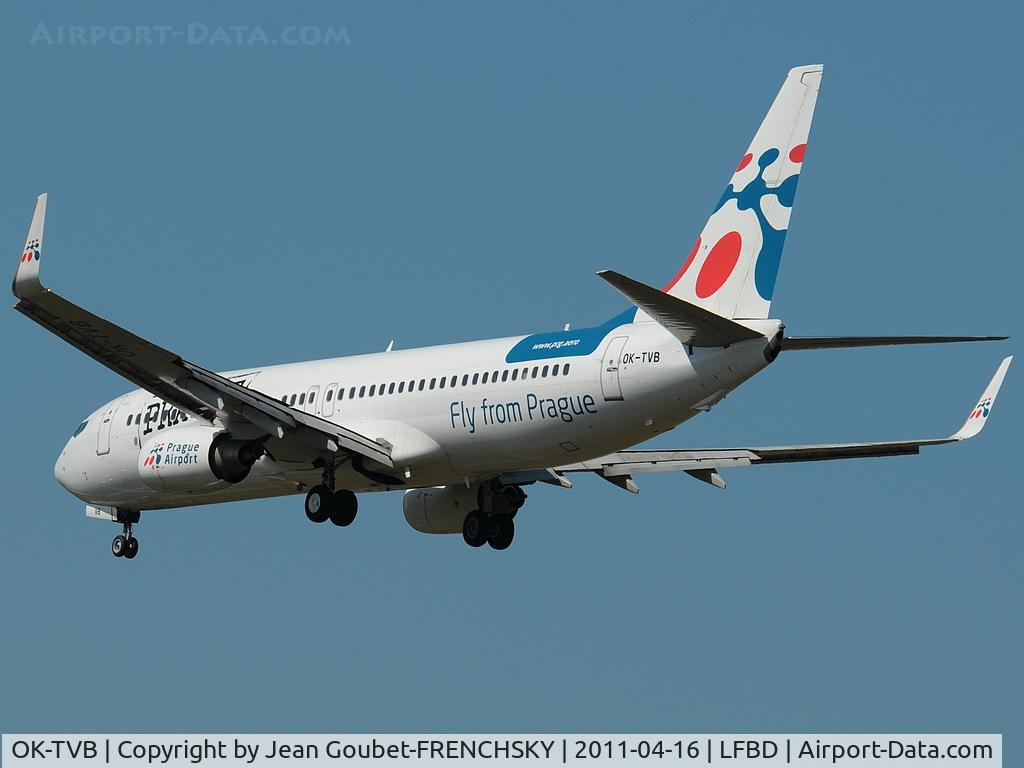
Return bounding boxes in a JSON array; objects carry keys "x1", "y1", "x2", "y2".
[
  {"x1": 403, "y1": 482, "x2": 527, "y2": 534},
  {"x1": 138, "y1": 427, "x2": 263, "y2": 494},
  {"x1": 403, "y1": 485, "x2": 478, "y2": 534}
]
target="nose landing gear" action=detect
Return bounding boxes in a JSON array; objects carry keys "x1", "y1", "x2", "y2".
[{"x1": 111, "y1": 513, "x2": 140, "y2": 560}]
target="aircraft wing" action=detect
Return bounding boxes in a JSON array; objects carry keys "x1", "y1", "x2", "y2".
[
  {"x1": 555, "y1": 356, "x2": 1011, "y2": 491},
  {"x1": 12, "y1": 194, "x2": 392, "y2": 467}
]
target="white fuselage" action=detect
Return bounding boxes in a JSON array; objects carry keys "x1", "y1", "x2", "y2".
[{"x1": 54, "y1": 316, "x2": 780, "y2": 511}]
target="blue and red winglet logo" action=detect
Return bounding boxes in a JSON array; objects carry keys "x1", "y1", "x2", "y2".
[
  {"x1": 969, "y1": 397, "x2": 992, "y2": 421},
  {"x1": 21, "y1": 238, "x2": 40, "y2": 263}
]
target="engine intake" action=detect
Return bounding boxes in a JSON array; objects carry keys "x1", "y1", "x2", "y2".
[
  {"x1": 210, "y1": 434, "x2": 263, "y2": 483},
  {"x1": 139, "y1": 427, "x2": 263, "y2": 494}
]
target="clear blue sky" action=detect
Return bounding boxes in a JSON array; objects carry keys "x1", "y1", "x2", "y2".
[{"x1": 2, "y1": 0, "x2": 1020, "y2": 754}]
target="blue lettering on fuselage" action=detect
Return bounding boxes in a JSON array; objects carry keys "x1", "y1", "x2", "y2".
[{"x1": 449, "y1": 393, "x2": 598, "y2": 434}]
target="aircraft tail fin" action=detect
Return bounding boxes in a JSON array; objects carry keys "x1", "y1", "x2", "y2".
[{"x1": 660, "y1": 65, "x2": 823, "y2": 320}]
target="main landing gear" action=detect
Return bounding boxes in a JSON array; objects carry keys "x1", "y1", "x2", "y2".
[
  {"x1": 463, "y1": 510, "x2": 516, "y2": 550},
  {"x1": 462, "y1": 484, "x2": 526, "y2": 551},
  {"x1": 304, "y1": 461, "x2": 359, "y2": 528},
  {"x1": 111, "y1": 511, "x2": 140, "y2": 560},
  {"x1": 305, "y1": 485, "x2": 358, "y2": 527}
]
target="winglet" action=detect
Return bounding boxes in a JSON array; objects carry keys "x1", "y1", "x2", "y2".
[
  {"x1": 952, "y1": 356, "x2": 1012, "y2": 441},
  {"x1": 13, "y1": 194, "x2": 47, "y2": 299}
]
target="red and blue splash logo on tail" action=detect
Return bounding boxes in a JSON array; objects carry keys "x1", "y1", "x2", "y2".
[
  {"x1": 969, "y1": 397, "x2": 992, "y2": 421},
  {"x1": 21, "y1": 238, "x2": 40, "y2": 263},
  {"x1": 663, "y1": 144, "x2": 807, "y2": 302},
  {"x1": 143, "y1": 443, "x2": 165, "y2": 467}
]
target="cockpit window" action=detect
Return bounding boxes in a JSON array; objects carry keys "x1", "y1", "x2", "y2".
[{"x1": 72, "y1": 420, "x2": 89, "y2": 438}]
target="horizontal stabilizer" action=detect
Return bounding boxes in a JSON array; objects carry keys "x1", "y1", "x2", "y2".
[
  {"x1": 784, "y1": 335, "x2": 1007, "y2": 351},
  {"x1": 598, "y1": 270, "x2": 763, "y2": 347}
]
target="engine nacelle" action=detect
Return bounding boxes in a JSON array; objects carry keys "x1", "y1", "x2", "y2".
[
  {"x1": 403, "y1": 482, "x2": 528, "y2": 534},
  {"x1": 403, "y1": 485, "x2": 478, "y2": 534},
  {"x1": 138, "y1": 427, "x2": 262, "y2": 494}
]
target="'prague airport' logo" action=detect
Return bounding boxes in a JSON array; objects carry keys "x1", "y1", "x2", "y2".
[
  {"x1": 143, "y1": 443, "x2": 165, "y2": 467},
  {"x1": 970, "y1": 397, "x2": 992, "y2": 420},
  {"x1": 21, "y1": 238, "x2": 40, "y2": 263}
]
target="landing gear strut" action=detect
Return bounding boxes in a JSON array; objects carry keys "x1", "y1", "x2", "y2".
[
  {"x1": 111, "y1": 512, "x2": 140, "y2": 559},
  {"x1": 305, "y1": 464, "x2": 358, "y2": 527}
]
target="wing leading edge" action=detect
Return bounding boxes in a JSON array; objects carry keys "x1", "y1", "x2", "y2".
[
  {"x1": 556, "y1": 356, "x2": 1012, "y2": 491},
  {"x1": 12, "y1": 194, "x2": 392, "y2": 467}
]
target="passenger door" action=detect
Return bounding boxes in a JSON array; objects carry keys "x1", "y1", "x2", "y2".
[
  {"x1": 95, "y1": 396, "x2": 128, "y2": 455},
  {"x1": 600, "y1": 336, "x2": 629, "y2": 401}
]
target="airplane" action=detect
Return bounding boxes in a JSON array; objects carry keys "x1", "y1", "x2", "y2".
[{"x1": 13, "y1": 64, "x2": 1011, "y2": 560}]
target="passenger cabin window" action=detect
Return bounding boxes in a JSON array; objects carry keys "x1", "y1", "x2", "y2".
[
  {"x1": 551, "y1": 365, "x2": 559, "y2": 377},
  {"x1": 462, "y1": 374, "x2": 469, "y2": 386},
  {"x1": 135, "y1": 414, "x2": 141, "y2": 425},
  {"x1": 482, "y1": 372, "x2": 489, "y2": 384},
  {"x1": 289, "y1": 394, "x2": 297, "y2": 405},
  {"x1": 511, "y1": 369, "x2": 519, "y2": 381},
  {"x1": 389, "y1": 383, "x2": 396, "y2": 394},
  {"x1": 472, "y1": 373, "x2": 479, "y2": 385},
  {"x1": 359, "y1": 386, "x2": 366, "y2": 398},
  {"x1": 349, "y1": 387, "x2": 356, "y2": 399},
  {"x1": 369, "y1": 385, "x2": 376, "y2": 397},
  {"x1": 126, "y1": 415, "x2": 133, "y2": 426},
  {"x1": 429, "y1": 378, "x2": 436, "y2": 390},
  {"x1": 563, "y1": 363, "x2": 570, "y2": 375},
  {"x1": 501, "y1": 370, "x2": 509, "y2": 382},
  {"x1": 542, "y1": 365, "x2": 549, "y2": 377},
  {"x1": 398, "y1": 382, "x2": 405, "y2": 393},
  {"x1": 531, "y1": 367, "x2": 539, "y2": 379},
  {"x1": 298, "y1": 393, "x2": 306, "y2": 405}
]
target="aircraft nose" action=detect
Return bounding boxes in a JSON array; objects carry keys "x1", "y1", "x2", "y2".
[{"x1": 54, "y1": 448, "x2": 69, "y2": 488}]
